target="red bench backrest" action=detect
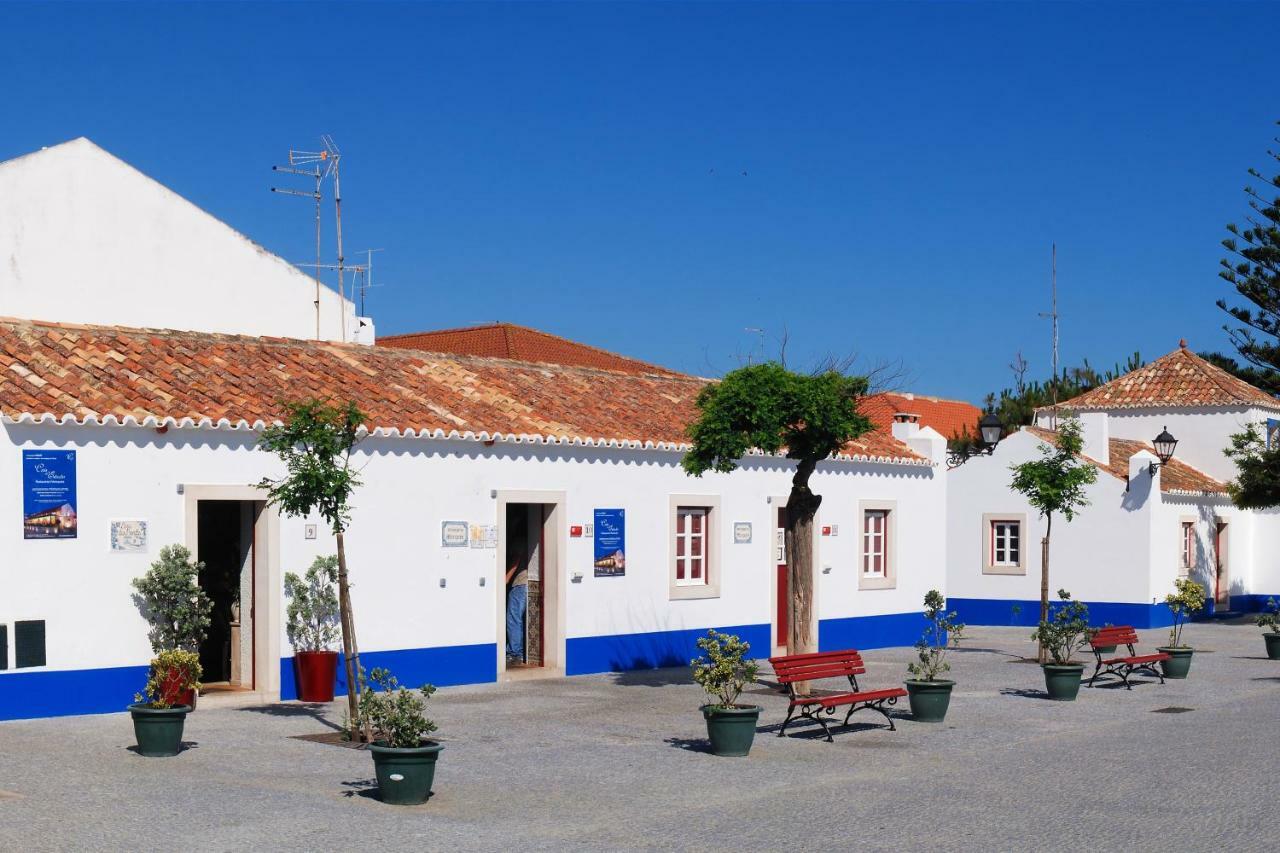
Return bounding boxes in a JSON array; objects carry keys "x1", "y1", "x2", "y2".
[
  {"x1": 769, "y1": 649, "x2": 865, "y2": 684},
  {"x1": 1090, "y1": 626, "x2": 1139, "y2": 648}
]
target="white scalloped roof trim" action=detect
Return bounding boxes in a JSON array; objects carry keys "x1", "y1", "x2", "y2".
[{"x1": 1, "y1": 412, "x2": 933, "y2": 466}]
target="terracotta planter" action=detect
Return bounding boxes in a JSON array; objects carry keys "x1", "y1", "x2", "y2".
[
  {"x1": 294, "y1": 650, "x2": 340, "y2": 702},
  {"x1": 158, "y1": 667, "x2": 197, "y2": 711}
]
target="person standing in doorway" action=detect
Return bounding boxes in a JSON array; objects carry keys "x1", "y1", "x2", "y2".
[{"x1": 505, "y1": 543, "x2": 528, "y2": 664}]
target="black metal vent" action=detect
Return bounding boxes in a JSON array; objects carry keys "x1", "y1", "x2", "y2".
[
  {"x1": 0, "y1": 625, "x2": 7, "y2": 670},
  {"x1": 14, "y1": 620, "x2": 45, "y2": 669}
]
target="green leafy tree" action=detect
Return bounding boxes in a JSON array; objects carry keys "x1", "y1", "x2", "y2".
[
  {"x1": 1224, "y1": 423, "x2": 1280, "y2": 509},
  {"x1": 131, "y1": 544, "x2": 213, "y2": 654},
  {"x1": 1164, "y1": 577, "x2": 1206, "y2": 649},
  {"x1": 1009, "y1": 418, "x2": 1098, "y2": 660},
  {"x1": 907, "y1": 589, "x2": 964, "y2": 682},
  {"x1": 682, "y1": 363, "x2": 873, "y2": 657},
  {"x1": 258, "y1": 398, "x2": 367, "y2": 735},
  {"x1": 357, "y1": 667, "x2": 438, "y2": 748},
  {"x1": 1215, "y1": 120, "x2": 1280, "y2": 391},
  {"x1": 691, "y1": 630, "x2": 760, "y2": 709},
  {"x1": 284, "y1": 555, "x2": 342, "y2": 653},
  {"x1": 1031, "y1": 590, "x2": 1091, "y2": 666}
]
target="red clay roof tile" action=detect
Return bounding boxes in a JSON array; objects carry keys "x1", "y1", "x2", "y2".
[{"x1": 1024, "y1": 426, "x2": 1226, "y2": 495}]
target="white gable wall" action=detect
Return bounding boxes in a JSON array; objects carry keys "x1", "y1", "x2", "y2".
[{"x1": 0, "y1": 138, "x2": 360, "y2": 342}]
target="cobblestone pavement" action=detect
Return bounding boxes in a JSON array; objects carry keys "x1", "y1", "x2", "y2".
[{"x1": 1, "y1": 623, "x2": 1277, "y2": 851}]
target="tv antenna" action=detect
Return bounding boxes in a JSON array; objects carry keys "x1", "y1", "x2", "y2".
[{"x1": 1038, "y1": 242, "x2": 1060, "y2": 427}]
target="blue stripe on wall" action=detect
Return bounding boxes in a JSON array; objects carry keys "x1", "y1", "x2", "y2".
[
  {"x1": 1229, "y1": 594, "x2": 1279, "y2": 614},
  {"x1": 819, "y1": 611, "x2": 927, "y2": 652},
  {"x1": 565, "y1": 623, "x2": 770, "y2": 676},
  {"x1": 280, "y1": 642, "x2": 497, "y2": 701},
  {"x1": 0, "y1": 663, "x2": 149, "y2": 721},
  {"x1": 951, "y1": 597, "x2": 1178, "y2": 629}
]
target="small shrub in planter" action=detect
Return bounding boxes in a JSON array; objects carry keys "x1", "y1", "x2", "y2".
[
  {"x1": 1031, "y1": 590, "x2": 1090, "y2": 701},
  {"x1": 1087, "y1": 622, "x2": 1117, "y2": 655},
  {"x1": 285, "y1": 556, "x2": 342, "y2": 702},
  {"x1": 1160, "y1": 578, "x2": 1207, "y2": 679},
  {"x1": 691, "y1": 630, "x2": 761, "y2": 757},
  {"x1": 358, "y1": 668, "x2": 441, "y2": 805},
  {"x1": 129, "y1": 650, "x2": 200, "y2": 757},
  {"x1": 904, "y1": 589, "x2": 964, "y2": 722},
  {"x1": 1256, "y1": 598, "x2": 1280, "y2": 660},
  {"x1": 131, "y1": 545, "x2": 212, "y2": 709}
]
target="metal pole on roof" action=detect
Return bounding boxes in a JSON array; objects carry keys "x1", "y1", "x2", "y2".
[{"x1": 1039, "y1": 242, "x2": 1060, "y2": 429}]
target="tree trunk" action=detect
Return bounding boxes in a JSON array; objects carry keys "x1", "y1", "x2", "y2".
[
  {"x1": 1038, "y1": 514, "x2": 1052, "y2": 664},
  {"x1": 335, "y1": 531, "x2": 369, "y2": 740},
  {"x1": 785, "y1": 458, "x2": 821, "y2": 693}
]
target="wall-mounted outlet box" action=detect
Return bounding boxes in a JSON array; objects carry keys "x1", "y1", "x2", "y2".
[{"x1": 439, "y1": 578, "x2": 447, "y2": 588}]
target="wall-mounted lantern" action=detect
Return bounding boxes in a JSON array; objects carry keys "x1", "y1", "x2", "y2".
[{"x1": 1148, "y1": 426, "x2": 1178, "y2": 476}]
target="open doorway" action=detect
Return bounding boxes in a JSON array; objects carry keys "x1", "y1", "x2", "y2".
[
  {"x1": 197, "y1": 500, "x2": 261, "y2": 691},
  {"x1": 1214, "y1": 520, "x2": 1230, "y2": 610},
  {"x1": 496, "y1": 491, "x2": 565, "y2": 676}
]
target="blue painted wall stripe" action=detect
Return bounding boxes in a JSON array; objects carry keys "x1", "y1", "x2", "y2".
[
  {"x1": 280, "y1": 642, "x2": 497, "y2": 701},
  {"x1": 565, "y1": 623, "x2": 770, "y2": 676},
  {"x1": 819, "y1": 611, "x2": 927, "y2": 652},
  {"x1": 0, "y1": 664, "x2": 148, "y2": 721},
  {"x1": 951, "y1": 597, "x2": 1180, "y2": 629}
]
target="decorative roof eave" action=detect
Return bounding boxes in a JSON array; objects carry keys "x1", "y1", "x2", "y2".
[
  {"x1": 0, "y1": 412, "x2": 933, "y2": 467},
  {"x1": 1034, "y1": 400, "x2": 1280, "y2": 414},
  {"x1": 1163, "y1": 488, "x2": 1231, "y2": 499}
]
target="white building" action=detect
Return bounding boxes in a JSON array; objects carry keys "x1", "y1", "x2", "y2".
[
  {"x1": 948, "y1": 342, "x2": 1280, "y2": 628},
  {"x1": 0, "y1": 141, "x2": 950, "y2": 720}
]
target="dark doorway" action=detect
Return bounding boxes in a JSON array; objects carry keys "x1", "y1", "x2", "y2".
[
  {"x1": 197, "y1": 500, "x2": 258, "y2": 688},
  {"x1": 504, "y1": 503, "x2": 547, "y2": 668}
]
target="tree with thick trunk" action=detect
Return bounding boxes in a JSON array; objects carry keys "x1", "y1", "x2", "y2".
[{"x1": 682, "y1": 364, "x2": 873, "y2": 672}]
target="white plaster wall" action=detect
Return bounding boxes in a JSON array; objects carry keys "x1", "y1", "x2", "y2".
[
  {"x1": 0, "y1": 138, "x2": 360, "y2": 342},
  {"x1": 0, "y1": 423, "x2": 944, "y2": 679},
  {"x1": 1244, "y1": 509, "x2": 1280, "y2": 597}
]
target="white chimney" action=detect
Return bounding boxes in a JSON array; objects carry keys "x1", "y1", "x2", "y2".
[
  {"x1": 891, "y1": 412, "x2": 921, "y2": 440},
  {"x1": 1077, "y1": 411, "x2": 1109, "y2": 466}
]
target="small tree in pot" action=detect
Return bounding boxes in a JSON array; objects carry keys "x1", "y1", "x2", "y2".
[
  {"x1": 129, "y1": 649, "x2": 200, "y2": 757},
  {"x1": 1160, "y1": 578, "x2": 1206, "y2": 678},
  {"x1": 1031, "y1": 590, "x2": 1091, "y2": 700},
  {"x1": 691, "y1": 630, "x2": 761, "y2": 757},
  {"x1": 284, "y1": 556, "x2": 342, "y2": 702},
  {"x1": 358, "y1": 668, "x2": 441, "y2": 805},
  {"x1": 1256, "y1": 598, "x2": 1280, "y2": 660},
  {"x1": 131, "y1": 545, "x2": 211, "y2": 709},
  {"x1": 904, "y1": 589, "x2": 964, "y2": 722}
]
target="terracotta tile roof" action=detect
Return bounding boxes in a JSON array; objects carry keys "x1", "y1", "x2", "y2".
[
  {"x1": 1024, "y1": 426, "x2": 1227, "y2": 495},
  {"x1": 1052, "y1": 343, "x2": 1280, "y2": 412},
  {"x1": 861, "y1": 392, "x2": 981, "y2": 440},
  {"x1": 377, "y1": 323, "x2": 683, "y2": 377},
  {"x1": 0, "y1": 318, "x2": 925, "y2": 465}
]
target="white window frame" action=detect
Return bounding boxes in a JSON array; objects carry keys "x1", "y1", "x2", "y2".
[
  {"x1": 669, "y1": 495, "x2": 721, "y2": 600},
  {"x1": 1179, "y1": 516, "x2": 1197, "y2": 577},
  {"x1": 858, "y1": 500, "x2": 897, "y2": 590},
  {"x1": 674, "y1": 507, "x2": 710, "y2": 588},
  {"x1": 982, "y1": 512, "x2": 1027, "y2": 575}
]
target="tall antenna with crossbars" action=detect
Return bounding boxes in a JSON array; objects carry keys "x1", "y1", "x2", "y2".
[{"x1": 1038, "y1": 243, "x2": 1060, "y2": 428}]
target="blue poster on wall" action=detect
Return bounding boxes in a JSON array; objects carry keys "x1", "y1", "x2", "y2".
[
  {"x1": 593, "y1": 508, "x2": 625, "y2": 577},
  {"x1": 23, "y1": 449, "x2": 77, "y2": 539}
]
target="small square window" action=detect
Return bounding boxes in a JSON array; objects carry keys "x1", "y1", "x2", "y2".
[
  {"x1": 675, "y1": 507, "x2": 710, "y2": 587},
  {"x1": 990, "y1": 520, "x2": 1021, "y2": 567}
]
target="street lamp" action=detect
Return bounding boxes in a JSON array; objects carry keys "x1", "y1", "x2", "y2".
[
  {"x1": 947, "y1": 413, "x2": 1005, "y2": 468},
  {"x1": 1148, "y1": 426, "x2": 1178, "y2": 476},
  {"x1": 979, "y1": 413, "x2": 1004, "y2": 448}
]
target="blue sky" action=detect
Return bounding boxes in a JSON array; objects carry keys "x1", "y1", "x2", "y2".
[{"x1": 2, "y1": 2, "x2": 1276, "y2": 402}]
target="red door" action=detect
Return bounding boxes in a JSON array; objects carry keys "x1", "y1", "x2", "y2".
[
  {"x1": 776, "y1": 507, "x2": 788, "y2": 647},
  {"x1": 1214, "y1": 522, "x2": 1229, "y2": 607}
]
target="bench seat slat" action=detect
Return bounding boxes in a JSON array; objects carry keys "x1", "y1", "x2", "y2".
[
  {"x1": 791, "y1": 687, "x2": 907, "y2": 709},
  {"x1": 1102, "y1": 652, "x2": 1170, "y2": 666}
]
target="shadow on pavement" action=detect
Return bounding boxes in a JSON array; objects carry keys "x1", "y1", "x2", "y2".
[
  {"x1": 340, "y1": 779, "x2": 381, "y2": 800},
  {"x1": 609, "y1": 667, "x2": 692, "y2": 688},
  {"x1": 238, "y1": 703, "x2": 343, "y2": 732},
  {"x1": 664, "y1": 737, "x2": 715, "y2": 754},
  {"x1": 999, "y1": 688, "x2": 1052, "y2": 701},
  {"x1": 125, "y1": 741, "x2": 199, "y2": 755}
]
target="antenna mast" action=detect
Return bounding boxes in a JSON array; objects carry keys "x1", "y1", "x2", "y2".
[
  {"x1": 1038, "y1": 243, "x2": 1060, "y2": 428},
  {"x1": 271, "y1": 156, "x2": 324, "y2": 339}
]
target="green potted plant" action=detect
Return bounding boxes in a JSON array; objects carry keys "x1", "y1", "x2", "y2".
[
  {"x1": 1088, "y1": 622, "x2": 1117, "y2": 655},
  {"x1": 1257, "y1": 599, "x2": 1280, "y2": 660},
  {"x1": 691, "y1": 629, "x2": 761, "y2": 757},
  {"x1": 904, "y1": 589, "x2": 964, "y2": 722},
  {"x1": 1160, "y1": 577, "x2": 1206, "y2": 678},
  {"x1": 131, "y1": 545, "x2": 212, "y2": 709},
  {"x1": 1031, "y1": 590, "x2": 1091, "y2": 700},
  {"x1": 129, "y1": 650, "x2": 200, "y2": 757},
  {"x1": 358, "y1": 667, "x2": 441, "y2": 805},
  {"x1": 285, "y1": 556, "x2": 342, "y2": 702}
]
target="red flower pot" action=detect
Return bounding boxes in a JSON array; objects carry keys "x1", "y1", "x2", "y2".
[
  {"x1": 158, "y1": 667, "x2": 197, "y2": 711},
  {"x1": 294, "y1": 650, "x2": 339, "y2": 702}
]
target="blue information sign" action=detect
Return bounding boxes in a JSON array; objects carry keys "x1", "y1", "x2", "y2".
[
  {"x1": 593, "y1": 508, "x2": 626, "y2": 577},
  {"x1": 23, "y1": 449, "x2": 77, "y2": 539}
]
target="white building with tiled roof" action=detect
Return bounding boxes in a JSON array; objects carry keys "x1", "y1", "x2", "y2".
[{"x1": 948, "y1": 342, "x2": 1280, "y2": 628}]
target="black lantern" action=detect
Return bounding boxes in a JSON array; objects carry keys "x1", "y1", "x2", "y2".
[
  {"x1": 979, "y1": 413, "x2": 1004, "y2": 447},
  {"x1": 1148, "y1": 426, "x2": 1177, "y2": 475}
]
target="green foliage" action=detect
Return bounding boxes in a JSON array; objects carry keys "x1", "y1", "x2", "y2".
[
  {"x1": 681, "y1": 363, "x2": 872, "y2": 476},
  {"x1": 907, "y1": 589, "x2": 964, "y2": 682},
  {"x1": 257, "y1": 399, "x2": 365, "y2": 535},
  {"x1": 977, "y1": 353, "x2": 1145, "y2": 437},
  {"x1": 1165, "y1": 577, "x2": 1207, "y2": 648},
  {"x1": 1224, "y1": 423, "x2": 1280, "y2": 509},
  {"x1": 1216, "y1": 121, "x2": 1280, "y2": 391},
  {"x1": 284, "y1": 556, "x2": 341, "y2": 653},
  {"x1": 1031, "y1": 590, "x2": 1091, "y2": 665},
  {"x1": 357, "y1": 667, "x2": 438, "y2": 748},
  {"x1": 131, "y1": 545, "x2": 213, "y2": 654},
  {"x1": 1255, "y1": 598, "x2": 1280, "y2": 634},
  {"x1": 134, "y1": 649, "x2": 202, "y2": 709},
  {"x1": 690, "y1": 630, "x2": 760, "y2": 708},
  {"x1": 1009, "y1": 418, "x2": 1098, "y2": 522}
]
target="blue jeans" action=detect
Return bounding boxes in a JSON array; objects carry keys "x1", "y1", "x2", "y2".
[{"x1": 506, "y1": 584, "x2": 527, "y2": 659}]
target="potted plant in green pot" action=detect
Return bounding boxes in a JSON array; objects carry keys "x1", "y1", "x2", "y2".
[
  {"x1": 1160, "y1": 577, "x2": 1206, "y2": 678},
  {"x1": 131, "y1": 545, "x2": 212, "y2": 709},
  {"x1": 285, "y1": 556, "x2": 342, "y2": 702},
  {"x1": 359, "y1": 667, "x2": 442, "y2": 805},
  {"x1": 904, "y1": 589, "x2": 963, "y2": 722},
  {"x1": 1257, "y1": 598, "x2": 1280, "y2": 660},
  {"x1": 1032, "y1": 590, "x2": 1090, "y2": 701},
  {"x1": 691, "y1": 629, "x2": 761, "y2": 757},
  {"x1": 129, "y1": 650, "x2": 199, "y2": 757}
]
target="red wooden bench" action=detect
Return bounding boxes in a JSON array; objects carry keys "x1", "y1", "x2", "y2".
[
  {"x1": 768, "y1": 649, "x2": 907, "y2": 742},
  {"x1": 1088, "y1": 626, "x2": 1170, "y2": 689}
]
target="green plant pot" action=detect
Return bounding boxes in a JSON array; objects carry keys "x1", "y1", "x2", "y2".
[
  {"x1": 701, "y1": 704, "x2": 761, "y2": 757},
  {"x1": 1265, "y1": 632, "x2": 1280, "y2": 660},
  {"x1": 1094, "y1": 645, "x2": 1117, "y2": 655},
  {"x1": 1042, "y1": 664, "x2": 1084, "y2": 701},
  {"x1": 904, "y1": 679, "x2": 954, "y2": 722},
  {"x1": 1158, "y1": 647, "x2": 1194, "y2": 679},
  {"x1": 369, "y1": 742, "x2": 443, "y2": 805},
  {"x1": 129, "y1": 703, "x2": 190, "y2": 757}
]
